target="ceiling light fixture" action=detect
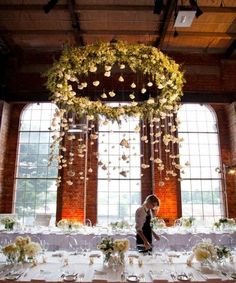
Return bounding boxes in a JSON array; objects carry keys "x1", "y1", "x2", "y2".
[
  {"x1": 174, "y1": 10, "x2": 196, "y2": 27},
  {"x1": 153, "y1": 0, "x2": 164, "y2": 14}
]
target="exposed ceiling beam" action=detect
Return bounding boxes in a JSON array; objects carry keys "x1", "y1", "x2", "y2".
[
  {"x1": 0, "y1": 4, "x2": 154, "y2": 11},
  {"x1": 0, "y1": 30, "x2": 160, "y2": 36},
  {"x1": 3, "y1": 90, "x2": 236, "y2": 103},
  {"x1": 170, "y1": 31, "x2": 236, "y2": 39},
  {"x1": 2, "y1": 28, "x2": 236, "y2": 40},
  {"x1": 1, "y1": 4, "x2": 236, "y2": 13},
  {"x1": 224, "y1": 39, "x2": 236, "y2": 58},
  {"x1": 1, "y1": 29, "x2": 236, "y2": 39},
  {"x1": 154, "y1": 0, "x2": 176, "y2": 48},
  {"x1": 67, "y1": 0, "x2": 84, "y2": 46}
]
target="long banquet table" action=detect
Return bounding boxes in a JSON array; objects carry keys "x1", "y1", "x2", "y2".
[
  {"x1": 0, "y1": 249, "x2": 236, "y2": 283},
  {"x1": 1, "y1": 227, "x2": 236, "y2": 252},
  {"x1": 0, "y1": 227, "x2": 236, "y2": 283}
]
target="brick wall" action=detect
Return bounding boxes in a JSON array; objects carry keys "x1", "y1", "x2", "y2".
[
  {"x1": 0, "y1": 51, "x2": 236, "y2": 223},
  {"x1": 0, "y1": 103, "x2": 25, "y2": 212},
  {"x1": 0, "y1": 101, "x2": 235, "y2": 223}
]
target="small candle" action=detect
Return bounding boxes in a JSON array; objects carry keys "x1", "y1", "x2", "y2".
[{"x1": 138, "y1": 259, "x2": 143, "y2": 267}]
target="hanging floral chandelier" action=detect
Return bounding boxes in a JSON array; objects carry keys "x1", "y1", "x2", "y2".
[{"x1": 45, "y1": 41, "x2": 185, "y2": 186}]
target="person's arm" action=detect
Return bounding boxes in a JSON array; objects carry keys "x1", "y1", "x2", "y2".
[{"x1": 151, "y1": 229, "x2": 160, "y2": 241}]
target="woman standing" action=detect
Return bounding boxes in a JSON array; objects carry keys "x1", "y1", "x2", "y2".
[{"x1": 135, "y1": 194, "x2": 160, "y2": 253}]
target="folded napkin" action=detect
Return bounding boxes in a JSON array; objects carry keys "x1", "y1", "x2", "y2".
[
  {"x1": 149, "y1": 270, "x2": 169, "y2": 281},
  {"x1": 94, "y1": 270, "x2": 107, "y2": 275},
  {"x1": 52, "y1": 252, "x2": 64, "y2": 257},
  {"x1": 93, "y1": 270, "x2": 107, "y2": 282},
  {"x1": 89, "y1": 253, "x2": 101, "y2": 258},
  {"x1": 167, "y1": 252, "x2": 181, "y2": 258},
  {"x1": 128, "y1": 253, "x2": 139, "y2": 258},
  {"x1": 5, "y1": 271, "x2": 23, "y2": 280}
]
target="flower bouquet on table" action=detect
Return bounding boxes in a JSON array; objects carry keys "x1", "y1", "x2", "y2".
[
  {"x1": 180, "y1": 216, "x2": 195, "y2": 229},
  {"x1": 151, "y1": 217, "x2": 166, "y2": 229},
  {"x1": 187, "y1": 238, "x2": 231, "y2": 268},
  {"x1": 109, "y1": 220, "x2": 130, "y2": 231},
  {"x1": 2, "y1": 236, "x2": 41, "y2": 264},
  {"x1": 214, "y1": 218, "x2": 235, "y2": 230},
  {"x1": 1, "y1": 216, "x2": 17, "y2": 230},
  {"x1": 57, "y1": 219, "x2": 83, "y2": 231},
  {"x1": 97, "y1": 237, "x2": 129, "y2": 266}
]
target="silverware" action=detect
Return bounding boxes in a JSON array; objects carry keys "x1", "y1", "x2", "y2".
[
  {"x1": 121, "y1": 272, "x2": 126, "y2": 282},
  {"x1": 221, "y1": 271, "x2": 230, "y2": 279},
  {"x1": 139, "y1": 273, "x2": 145, "y2": 282},
  {"x1": 170, "y1": 272, "x2": 176, "y2": 281}
]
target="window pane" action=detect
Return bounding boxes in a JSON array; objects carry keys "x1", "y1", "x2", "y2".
[
  {"x1": 14, "y1": 103, "x2": 58, "y2": 224},
  {"x1": 178, "y1": 104, "x2": 224, "y2": 224},
  {"x1": 97, "y1": 103, "x2": 141, "y2": 225}
]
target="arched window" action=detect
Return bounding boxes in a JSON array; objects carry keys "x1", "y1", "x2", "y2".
[
  {"x1": 97, "y1": 103, "x2": 141, "y2": 225},
  {"x1": 178, "y1": 104, "x2": 224, "y2": 224},
  {"x1": 14, "y1": 103, "x2": 58, "y2": 225}
]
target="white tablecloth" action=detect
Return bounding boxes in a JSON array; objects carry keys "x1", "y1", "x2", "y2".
[
  {"x1": 1, "y1": 229, "x2": 235, "y2": 252},
  {"x1": 0, "y1": 250, "x2": 235, "y2": 282}
]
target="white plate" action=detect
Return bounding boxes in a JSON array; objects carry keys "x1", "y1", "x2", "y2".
[
  {"x1": 177, "y1": 274, "x2": 190, "y2": 281},
  {"x1": 127, "y1": 275, "x2": 139, "y2": 282},
  {"x1": 231, "y1": 273, "x2": 236, "y2": 279},
  {"x1": 5, "y1": 274, "x2": 21, "y2": 281},
  {"x1": 63, "y1": 275, "x2": 77, "y2": 282}
]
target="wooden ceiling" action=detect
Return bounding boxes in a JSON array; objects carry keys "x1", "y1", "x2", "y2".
[
  {"x1": 0, "y1": 0, "x2": 236, "y2": 103},
  {"x1": 0, "y1": 0, "x2": 236, "y2": 56}
]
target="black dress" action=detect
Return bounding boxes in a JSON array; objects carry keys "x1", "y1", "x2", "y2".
[{"x1": 136, "y1": 210, "x2": 152, "y2": 253}]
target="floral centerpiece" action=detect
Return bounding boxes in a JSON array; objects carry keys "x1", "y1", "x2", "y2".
[
  {"x1": 97, "y1": 237, "x2": 129, "y2": 266},
  {"x1": 151, "y1": 217, "x2": 166, "y2": 229},
  {"x1": 2, "y1": 236, "x2": 41, "y2": 264},
  {"x1": 187, "y1": 238, "x2": 231, "y2": 267},
  {"x1": 110, "y1": 220, "x2": 130, "y2": 230},
  {"x1": 45, "y1": 41, "x2": 185, "y2": 188},
  {"x1": 1, "y1": 216, "x2": 17, "y2": 230},
  {"x1": 214, "y1": 218, "x2": 235, "y2": 230},
  {"x1": 57, "y1": 219, "x2": 83, "y2": 230},
  {"x1": 180, "y1": 216, "x2": 195, "y2": 228}
]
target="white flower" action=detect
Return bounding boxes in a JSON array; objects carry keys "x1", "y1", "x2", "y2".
[
  {"x1": 141, "y1": 87, "x2": 147, "y2": 93},
  {"x1": 118, "y1": 75, "x2": 124, "y2": 82},
  {"x1": 108, "y1": 91, "x2": 116, "y2": 97},
  {"x1": 93, "y1": 80, "x2": 100, "y2": 86}
]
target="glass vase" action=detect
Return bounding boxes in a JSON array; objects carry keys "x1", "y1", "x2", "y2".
[
  {"x1": 5, "y1": 223, "x2": 14, "y2": 231},
  {"x1": 200, "y1": 259, "x2": 213, "y2": 272}
]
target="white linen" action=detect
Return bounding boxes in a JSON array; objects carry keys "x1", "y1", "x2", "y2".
[{"x1": 0, "y1": 250, "x2": 235, "y2": 282}]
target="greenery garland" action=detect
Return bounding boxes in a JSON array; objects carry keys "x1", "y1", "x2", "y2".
[{"x1": 45, "y1": 41, "x2": 185, "y2": 121}]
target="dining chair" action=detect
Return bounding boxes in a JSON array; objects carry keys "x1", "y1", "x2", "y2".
[
  {"x1": 187, "y1": 234, "x2": 203, "y2": 251},
  {"x1": 217, "y1": 234, "x2": 234, "y2": 248},
  {"x1": 40, "y1": 239, "x2": 50, "y2": 253},
  {"x1": 90, "y1": 235, "x2": 103, "y2": 251},
  {"x1": 0, "y1": 234, "x2": 10, "y2": 250},
  {"x1": 65, "y1": 235, "x2": 79, "y2": 253},
  {"x1": 34, "y1": 213, "x2": 52, "y2": 227},
  {"x1": 153, "y1": 235, "x2": 170, "y2": 252},
  {"x1": 126, "y1": 235, "x2": 137, "y2": 251},
  {"x1": 29, "y1": 235, "x2": 41, "y2": 244},
  {"x1": 85, "y1": 218, "x2": 92, "y2": 226}
]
